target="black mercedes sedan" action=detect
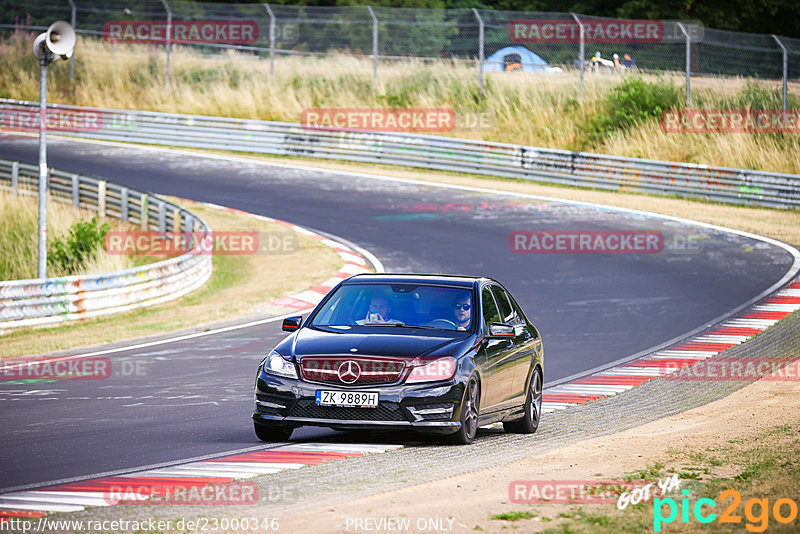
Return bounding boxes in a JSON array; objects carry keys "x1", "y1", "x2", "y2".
[{"x1": 253, "y1": 274, "x2": 543, "y2": 444}]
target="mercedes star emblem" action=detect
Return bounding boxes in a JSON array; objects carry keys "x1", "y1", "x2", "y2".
[{"x1": 337, "y1": 360, "x2": 361, "y2": 384}]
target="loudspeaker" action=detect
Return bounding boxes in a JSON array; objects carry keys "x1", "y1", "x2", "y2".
[
  {"x1": 33, "y1": 21, "x2": 75, "y2": 62},
  {"x1": 32, "y1": 33, "x2": 48, "y2": 60},
  {"x1": 46, "y1": 21, "x2": 75, "y2": 59}
]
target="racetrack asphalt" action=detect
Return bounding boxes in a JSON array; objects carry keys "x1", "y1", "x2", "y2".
[{"x1": 0, "y1": 136, "x2": 794, "y2": 491}]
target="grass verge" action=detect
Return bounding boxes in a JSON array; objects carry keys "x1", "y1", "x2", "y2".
[
  {"x1": 0, "y1": 196, "x2": 343, "y2": 358},
  {"x1": 0, "y1": 190, "x2": 135, "y2": 279},
  {"x1": 494, "y1": 423, "x2": 800, "y2": 533}
]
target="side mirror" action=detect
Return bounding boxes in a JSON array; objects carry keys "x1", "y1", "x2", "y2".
[
  {"x1": 488, "y1": 322, "x2": 514, "y2": 338},
  {"x1": 282, "y1": 316, "x2": 302, "y2": 332}
]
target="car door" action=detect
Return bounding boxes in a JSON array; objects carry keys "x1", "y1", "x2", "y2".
[
  {"x1": 504, "y1": 287, "x2": 542, "y2": 398},
  {"x1": 478, "y1": 284, "x2": 518, "y2": 413},
  {"x1": 490, "y1": 284, "x2": 535, "y2": 404}
]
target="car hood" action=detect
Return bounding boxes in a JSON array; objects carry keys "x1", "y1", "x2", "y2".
[{"x1": 288, "y1": 326, "x2": 466, "y2": 360}]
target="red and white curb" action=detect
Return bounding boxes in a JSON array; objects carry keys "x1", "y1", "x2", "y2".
[
  {"x1": 540, "y1": 281, "x2": 800, "y2": 414},
  {"x1": 0, "y1": 443, "x2": 401, "y2": 519}
]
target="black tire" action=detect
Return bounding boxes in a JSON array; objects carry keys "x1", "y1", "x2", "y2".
[
  {"x1": 503, "y1": 367, "x2": 542, "y2": 434},
  {"x1": 445, "y1": 377, "x2": 480, "y2": 445},
  {"x1": 254, "y1": 421, "x2": 293, "y2": 442}
]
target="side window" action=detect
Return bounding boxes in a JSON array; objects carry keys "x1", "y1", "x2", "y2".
[
  {"x1": 481, "y1": 287, "x2": 501, "y2": 327},
  {"x1": 508, "y1": 293, "x2": 537, "y2": 335},
  {"x1": 507, "y1": 294, "x2": 526, "y2": 324},
  {"x1": 491, "y1": 286, "x2": 516, "y2": 324}
]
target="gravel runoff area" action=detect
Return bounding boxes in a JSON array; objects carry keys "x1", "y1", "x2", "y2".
[{"x1": 34, "y1": 300, "x2": 799, "y2": 533}]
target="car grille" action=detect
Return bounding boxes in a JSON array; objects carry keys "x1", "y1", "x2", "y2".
[
  {"x1": 299, "y1": 356, "x2": 407, "y2": 386},
  {"x1": 288, "y1": 399, "x2": 407, "y2": 422}
]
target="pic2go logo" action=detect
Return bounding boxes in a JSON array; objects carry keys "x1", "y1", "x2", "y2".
[{"x1": 654, "y1": 489, "x2": 799, "y2": 532}]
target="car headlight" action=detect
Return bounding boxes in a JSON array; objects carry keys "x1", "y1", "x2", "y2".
[
  {"x1": 406, "y1": 356, "x2": 457, "y2": 383},
  {"x1": 262, "y1": 351, "x2": 298, "y2": 379}
]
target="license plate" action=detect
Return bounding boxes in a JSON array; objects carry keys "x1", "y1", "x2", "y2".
[{"x1": 315, "y1": 390, "x2": 379, "y2": 408}]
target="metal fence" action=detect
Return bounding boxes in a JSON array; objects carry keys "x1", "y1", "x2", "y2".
[
  {"x1": 0, "y1": 1, "x2": 798, "y2": 107},
  {"x1": 0, "y1": 157, "x2": 213, "y2": 332},
  {"x1": 3, "y1": 99, "x2": 798, "y2": 209}
]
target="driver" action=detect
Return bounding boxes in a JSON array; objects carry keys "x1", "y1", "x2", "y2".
[
  {"x1": 357, "y1": 295, "x2": 401, "y2": 324},
  {"x1": 453, "y1": 294, "x2": 472, "y2": 330}
]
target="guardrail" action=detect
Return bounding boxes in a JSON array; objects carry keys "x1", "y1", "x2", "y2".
[
  {"x1": 1, "y1": 99, "x2": 799, "y2": 209},
  {"x1": 0, "y1": 158, "x2": 213, "y2": 332}
]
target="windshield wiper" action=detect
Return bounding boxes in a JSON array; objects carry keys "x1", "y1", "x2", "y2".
[{"x1": 362, "y1": 321, "x2": 436, "y2": 329}]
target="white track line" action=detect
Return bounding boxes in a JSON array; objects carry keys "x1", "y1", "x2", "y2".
[
  {"x1": 725, "y1": 319, "x2": 777, "y2": 328},
  {"x1": 0, "y1": 492, "x2": 109, "y2": 507},
  {"x1": 0, "y1": 499, "x2": 84, "y2": 513},
  {"x1": 548, "y1": 384, "x2": 634, "y2": 395},
  {"x1": 753, "y1": 303, "x2": 800, "y2": 312},
  {"x1": 280, "y1": 443, "x2": 402, "y2": 453},
  {"x1": 691, "y1": 335, "x2": 751, "y2": 343},
  {"x1": 201, "y1": 461, "x2": 305, "y2": 469},
  {"x1": 776, "y1": 289, "x2": 800, "y2": 297},
  {"x1": 125, "y1": 469, "x2": 266, "y2": 479},
  {"x1": 597, "y1": 368, "x2": 665, "y2": 376},
  {"x1": 651, "y1": 351, "x2": 718, "y2": 358}
]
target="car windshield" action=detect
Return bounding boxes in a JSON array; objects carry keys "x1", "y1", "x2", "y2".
[{"x1": 309, "y1": 283, "x2": 474, "y2": 331}]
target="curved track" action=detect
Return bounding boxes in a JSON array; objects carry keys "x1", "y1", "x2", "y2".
[{"x1": 0, "y1": 135, "x2": 794, "y2": 491}]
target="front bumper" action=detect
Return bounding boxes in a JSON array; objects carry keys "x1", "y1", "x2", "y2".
[{"x1": 253, "y1": 371, "x2": 465, "y2": 435}]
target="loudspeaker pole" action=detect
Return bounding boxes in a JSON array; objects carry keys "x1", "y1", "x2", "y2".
[
  {"x1": 32, "y1": 21, "x2": 75, "y2": 279},
  {"x1": 38, "y1": 55, "x2": 48, "y2": 279}
]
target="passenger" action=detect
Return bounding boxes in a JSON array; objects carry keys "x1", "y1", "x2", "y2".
[{"x1": 453, "y1": 295, "x2": 472, "y2": 330}]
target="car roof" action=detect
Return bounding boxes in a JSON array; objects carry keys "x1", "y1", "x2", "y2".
[{"x1": 343, "y1": 273, "x2": 489, "y2": 289}]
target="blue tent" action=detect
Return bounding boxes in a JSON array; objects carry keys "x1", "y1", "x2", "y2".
[{"x1": 482, "y1": 45, "x2": 561, "y2": 74}]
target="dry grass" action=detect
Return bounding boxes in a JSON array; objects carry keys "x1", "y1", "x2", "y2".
[
  {"x1": 1, "y1": 33, "x2": 798, "y2": 174},
  {"x1": 525, "y1": 424, "x2": 800, "y2": 534},
  {"x1": 603, "y1": 117, "x2": 800, "y2": 175},
  {"x1": 0, "y1": 190, "x2": 134, "y2": 280},
  {"x1": 1, "y1": 196, "x2": 344, "y2": 358}
]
